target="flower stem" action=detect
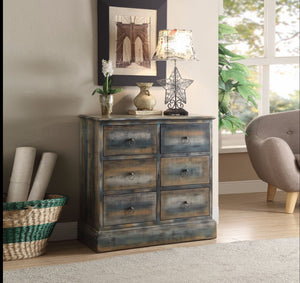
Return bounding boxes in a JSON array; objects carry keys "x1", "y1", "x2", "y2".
[{"x1": 106, "y1": 74, "x2": 109, "y2": 94}]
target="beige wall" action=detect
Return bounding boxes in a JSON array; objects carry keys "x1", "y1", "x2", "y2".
[
  {"x1": 3, "y1": 0, "x2": 219, "y2": 222},
  {"x1": 219, "y1": 152, "x2": 259, "y2": 182}
]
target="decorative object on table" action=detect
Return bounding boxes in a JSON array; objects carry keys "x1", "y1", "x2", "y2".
[
  {"x1": 128, "y1": 109, "x2": 163, "y2": 116},
  {"x1": 3, "y1": 193, "x2": 68, "y2": 261},
  {"x1": 128, "y1": 82, "x2": 162, "y2": 116},
  {"x1": 99, "y1": 94, "x2": 114, "y2": 116},
  {"x1": 152, "y1": 29, "x2": 197, "y2": 116},
  {"x1": 97, "y1": 0, "x2": 167, "y2": 86},
  {"x1": 7, "y1": 147, "x2": 37, "y2": 203},
  {"x1": 134, "y1": 83, "x2": 156, "y2": 110},
  {"x1": 92, "y1": 59, "x2": 122, "y2": 115}
]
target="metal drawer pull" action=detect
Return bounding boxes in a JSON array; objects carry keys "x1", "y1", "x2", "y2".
[
  {"x1": 183, "y1": 201, "x2": 190, "y2": 208},
  {"x1": 127, "y1": 138, "x2": 136, "y2": 145},
  {"x1": 127, "y1": 206, "x2": 135, "y2": 214},
  {"x1": 128, "y1": 172, "x2": 136, "y2": 180},
  {"x1": 181, "y1": 136, "x2": 190, "y2": 144},
  {"x1": 181, "y1": 168, "x2": 190, "y2": 176}
]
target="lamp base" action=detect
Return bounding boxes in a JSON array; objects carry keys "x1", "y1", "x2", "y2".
[{"x1": 163, "y1": 108, "x2": 189, "y2": 116}]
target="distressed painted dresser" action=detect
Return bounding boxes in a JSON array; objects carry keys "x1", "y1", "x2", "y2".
[{"x1": 78, "y1": 115, "x2": 216, "y2": 252}]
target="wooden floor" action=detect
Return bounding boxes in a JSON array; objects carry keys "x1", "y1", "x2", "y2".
[{"x1": 4, "y1": 191, "x2": 299, "y2": 271}]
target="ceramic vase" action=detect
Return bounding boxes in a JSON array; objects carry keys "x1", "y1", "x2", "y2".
[
  {"x1": 99, "y1": 94, "x2": 113, "y2": 115},
  {"x1": 134, "y1": 83, "x2": 156, "y2": 111}
]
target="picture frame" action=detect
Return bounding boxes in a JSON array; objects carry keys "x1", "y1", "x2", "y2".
[{"x1": 98, "y1": 0, "x2": 167, "y2": 86}]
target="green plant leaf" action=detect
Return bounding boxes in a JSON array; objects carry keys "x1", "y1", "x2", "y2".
[
  {"x1": 219, "y1": 57, "x2": 231, "y2": 67},
  {"x1": 218, "y1": 118, "x2": 224, "y2": 130},
  {"x1": 237, "y1": 85, "x2": 260, "y2": 99},
  {"x1": 219, "y1": 97, "x2": 231, "y2": 115},
  {"x1": 219, "y1": 105, "x2": 231, "y2": 116},
  {"x1": 225, "y1": 81, "x2": 235, "y2": 92},
  {"x1": 103, "y1": 79, "x2": 108, "y2": 95},
  {"x1": 220, "y1": 115, "x2": 246, "y2": 133},
  {"x1": 219, "y1": 77, "x2": 226, "y2": 90},
  {"x1": 110, "y1": 88, "x2": 123, "y2": 94},
  {"x1": 244, "y1": 81, "x2": 261, "y2": 88},
  {"x1": 230, "y1": 62, "x2": 250, "y2": 76},
  {"x1": 219, "y1": 44, "x2": 246, "y2": 60},
  {"x1": 247, "y1": 95, "x2": 258, "y2": 108},
  {"x1": 219, "y1": 23, "x2": 237, "y2": 35},
  {"x1": 218, "y1": 15, "x2": 226, "y2": 21},
  {"x1": 221, "y1": 69, "x2": 248, "y2": 84},
  {"x1": 219, "y1": 91, "x2": 231, "y2": 106},
  {"x1": 108, "y1": 77, "x2": 112, "y2": 92},
  {"x1": 92, "y1": 88, "x2": 104, "y2": 95},
  {"x1": 222, "y1": 118, "x2": 233, "y2": 129},
  {"x1": 235, "y1": 89, "x2": 249, "y2": 101}
]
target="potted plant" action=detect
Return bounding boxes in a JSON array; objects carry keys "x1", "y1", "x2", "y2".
[
  {"x1": 218, "y1": 16, "x2": 260, "y2": 133},
  {"x1": 92, "y1": 59, "x2": 123, "y2": 115}
]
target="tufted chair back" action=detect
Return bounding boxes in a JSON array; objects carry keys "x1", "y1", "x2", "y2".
[{"x1": 246, "y1": 110, "x2": 300, "y2": 154}]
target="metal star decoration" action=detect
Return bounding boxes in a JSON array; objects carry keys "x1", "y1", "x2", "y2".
[{"x1": 157, "y1": 66, "x2": 194, "y2": 115}]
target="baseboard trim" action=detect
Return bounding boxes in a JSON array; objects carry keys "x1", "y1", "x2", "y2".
[
  {"x1": 49, "y1": 221, "x2": 78, "y2": 242},
  {"x1": 219, "y1": 180, "x2": 267, "y2": 195},
  {"x1": 212, "y1": 206, "x2": 219, "y2": 224}
]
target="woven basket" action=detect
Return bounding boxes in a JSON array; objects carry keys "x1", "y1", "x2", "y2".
[{"x1": 3, "y1": 193, "x2": 67, "y2": 261}]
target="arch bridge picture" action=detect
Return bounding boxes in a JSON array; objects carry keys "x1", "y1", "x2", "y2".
[
  {"x1": 116, "y1": 20, "x2": 151, "y2": 69},
  {"x1": 101, "y1": 1, "x2": 166, "y2": 85}
]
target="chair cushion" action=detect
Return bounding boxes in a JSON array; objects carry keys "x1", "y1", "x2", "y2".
[{"x1": 295, "y1": 154, "x2": 300, "y2": 168}]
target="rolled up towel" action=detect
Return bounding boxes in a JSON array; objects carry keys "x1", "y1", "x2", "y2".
[
  {"x1": 27, "y1": 152, "x2": 58, "y2": 201},
  {"x1": 7, "y1": 147, "x2": 37, "y2": 202}
]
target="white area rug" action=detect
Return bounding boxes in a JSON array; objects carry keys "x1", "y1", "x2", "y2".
[{"x1": 4, "y1": 238, "x2": 299, "y2": 283}]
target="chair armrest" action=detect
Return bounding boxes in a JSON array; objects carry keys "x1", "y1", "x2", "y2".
[
  {"x1": 261, "y1": 137, "x2": 294, "y2": 162},
  {"x1": 259, "y1": 137, "x2": 299, "y2": 191}
]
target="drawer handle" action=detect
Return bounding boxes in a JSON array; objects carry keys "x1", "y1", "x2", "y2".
[
  {"x1": 126, "y1": 206, "x2": 135, "y2": 215},
  {"x1": 181, "y1": 168, "x2": 190, "y2": 176},
  {"x1": 127, "y1": 138, "x2": 136, "y2": 145},
  {"x1": 128, "y1": 172, "x2": 136, "y2": 180},
  {"x1": 183, "y1": 201, "x2": 191, "y2": 208},
  {"x1": 181, "y1": 136, "x2": 190, "y2": 144}
]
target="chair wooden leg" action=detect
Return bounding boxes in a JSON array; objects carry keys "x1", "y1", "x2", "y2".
[
  {"x1": 267, "y1": 184, "x2": 277, "y2": 202},
  {"x1": 285, "y1": 192, "x2": 299, "y2": 214}
]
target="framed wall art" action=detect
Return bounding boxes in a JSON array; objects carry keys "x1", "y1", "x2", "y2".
[{"x1": 98, "y1": 0, "x2": 167, "y2": 86}]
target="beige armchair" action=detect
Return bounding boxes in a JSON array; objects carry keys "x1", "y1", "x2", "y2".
[{"x1": 245, "y1": 110, "x2": 300, "y2": 213}]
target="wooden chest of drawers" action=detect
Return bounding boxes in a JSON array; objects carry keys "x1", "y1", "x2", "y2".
[{"x1": 78, "y1": 115, "x2": 216, "y2": 252}]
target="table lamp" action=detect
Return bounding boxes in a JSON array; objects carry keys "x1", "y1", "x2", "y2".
[{"x1": 152, "y1": 29, "x2": 197, "y2": 115}]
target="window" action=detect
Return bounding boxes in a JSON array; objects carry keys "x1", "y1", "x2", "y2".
[{"x1": 220, "y1": 0, "x2": 299, "y2": 152}]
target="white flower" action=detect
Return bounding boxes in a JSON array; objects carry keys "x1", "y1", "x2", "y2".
[{"x1": 102, "y1": 59, "x2": 114, "y2": 77}]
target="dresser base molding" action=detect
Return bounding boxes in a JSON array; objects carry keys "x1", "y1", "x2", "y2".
[{"x1": 78, "y1": 219, "x2": 216, "y2": 253}]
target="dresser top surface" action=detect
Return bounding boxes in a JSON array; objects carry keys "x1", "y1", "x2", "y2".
[{"x1": 79, "y1": 114, "x2": 215, "y2": 121}]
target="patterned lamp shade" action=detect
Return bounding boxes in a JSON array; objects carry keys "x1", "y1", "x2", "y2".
[{"x1": 152, "y1": 29, "x2": 197, "y2": 61}]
